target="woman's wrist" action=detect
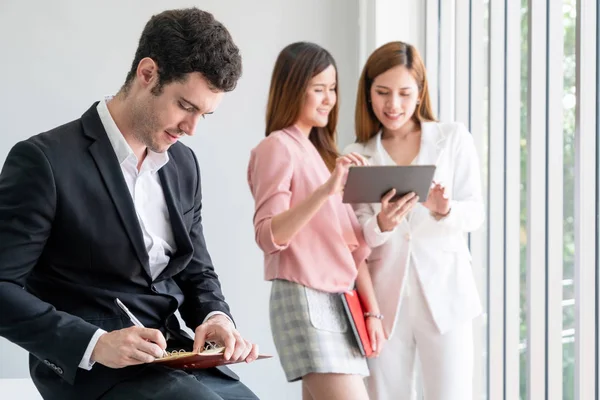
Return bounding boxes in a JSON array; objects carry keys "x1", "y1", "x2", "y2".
[
  {"x1": 376, "y1": 213, "x2": 392, "y2": 232},
  {"x1": 364, "y1": 312, "x2": 384, "y2": 320},
  {"x1": 314, "y1": 183, "x2": 332, "y2": 201},
  {"x1": 430, "y1": 207, "x2": 451, "y2": 220}
]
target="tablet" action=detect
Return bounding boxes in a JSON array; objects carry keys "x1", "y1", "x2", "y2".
[{"x1": 342, "y1": 165, "x2": 436, "y2": 204}]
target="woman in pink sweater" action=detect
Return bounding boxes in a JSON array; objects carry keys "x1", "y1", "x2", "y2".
[{"x1": 247, "y1": 42, "x2": 385, "y2": 400}]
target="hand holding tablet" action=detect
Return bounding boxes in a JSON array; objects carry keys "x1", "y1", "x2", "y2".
[{"x1": 376, "y1": 189, "x2": 419, "y2": 232}]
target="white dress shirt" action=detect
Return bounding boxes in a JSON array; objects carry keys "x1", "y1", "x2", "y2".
[
  {"x1": 78, "y1": 98, "x2": 226, "y2": 370},
  {"x1": 99, "y1": 97, "x2": 176, "y2": 280}
]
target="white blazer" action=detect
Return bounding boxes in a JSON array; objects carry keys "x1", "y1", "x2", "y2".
[{"x1": 343, "y1": 121, "x2": 484, "y2": 336}]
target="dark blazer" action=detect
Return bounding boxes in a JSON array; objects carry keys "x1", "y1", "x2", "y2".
[{"x1": 0, "y1": 103, "x2": 237, "y2": 399}]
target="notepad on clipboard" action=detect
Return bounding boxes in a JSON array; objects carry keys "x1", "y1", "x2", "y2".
[
  {"x1": 340, "y1": 290, "x2": 373, "y2": 357},
  {"x1": 153, "y1": 342, "x2": 272, "y2": 369}
]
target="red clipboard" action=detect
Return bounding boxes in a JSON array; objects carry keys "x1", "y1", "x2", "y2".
[{"x1": 340, "y1": 290, "x2": 373, "y2": 357}]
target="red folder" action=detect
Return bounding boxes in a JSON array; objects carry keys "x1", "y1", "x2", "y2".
[{"x1": 341, "y1": 290, "x2": 373, "y2": 357}]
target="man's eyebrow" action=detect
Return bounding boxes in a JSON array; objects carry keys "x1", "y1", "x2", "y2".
[{"x1": 180, "y1": 97, "x2": 202, "y2": 112}]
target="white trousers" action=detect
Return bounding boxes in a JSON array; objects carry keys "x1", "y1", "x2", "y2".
[{"x1": 365, "y1": 266, "x2": 474, "y2": 400}]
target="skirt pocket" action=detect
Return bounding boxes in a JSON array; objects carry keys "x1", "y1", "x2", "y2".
[{"x1": 304, "y1": 286, "x2": 348, "y2": 333}]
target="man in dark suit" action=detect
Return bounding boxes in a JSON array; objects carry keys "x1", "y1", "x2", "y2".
[{"x1": 0, "y1": 7, "x2": 259, "y2": 400}]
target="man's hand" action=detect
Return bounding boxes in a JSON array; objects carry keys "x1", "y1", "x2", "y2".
[
  {"x1": 193, "y1": 315, "x2": 259, "y2": 363},
  {"x1": 91, "y1": 327, "x2": 167, "y2": 368}
]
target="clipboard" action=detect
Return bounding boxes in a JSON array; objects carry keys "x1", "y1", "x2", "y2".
[{"x1": 342, "y1": 165, "x2": 436, "y2": 204}]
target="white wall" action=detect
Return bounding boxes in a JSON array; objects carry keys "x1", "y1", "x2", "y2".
[
  {"x1": 374, "y1": 0, "x2": 425, "y2": 50},
  {"x1": 0, "y1": 1, "x2": 361, "y2": 399},
  {"x1": 357, "y1": 0, "x2": 426, "y2": 104}
]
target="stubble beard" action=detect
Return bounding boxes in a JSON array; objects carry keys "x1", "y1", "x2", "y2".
[{"x1": 131, "y1": 98, "x2": 165, "y2": 154}]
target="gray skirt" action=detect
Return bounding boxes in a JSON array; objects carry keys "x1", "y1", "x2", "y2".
[{"x1": 269, "y1": 279, "x2": 369, "y2": 382}]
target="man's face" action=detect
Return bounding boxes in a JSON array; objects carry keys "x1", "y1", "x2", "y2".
[{"x1": 130, "y1": 71, "x2": 225, "y2": 153}]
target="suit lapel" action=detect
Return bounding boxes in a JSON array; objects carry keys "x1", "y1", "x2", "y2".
[
  {"x1": 157, "y1": 160, "x2": 193, "y2": 280},
  {"x1": 82, "y1": 105, "x2": 151, "y2": 276},
  {"x1": 416, "y1": 122, "x2": 447, "y2": 167}
]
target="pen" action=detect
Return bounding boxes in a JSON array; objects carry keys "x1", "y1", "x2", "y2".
[{"x1": 115, "y1": 298, "x2": 168, "y2": 358}]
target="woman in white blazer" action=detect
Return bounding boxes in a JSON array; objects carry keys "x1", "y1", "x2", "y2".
[{"x1": 343, "y1": 41, "x2": 484, "y2": 400}]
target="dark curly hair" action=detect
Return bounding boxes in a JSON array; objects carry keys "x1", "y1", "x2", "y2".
[{"x1": 123, "y1": 8, "x2": 242, "y2": 94}]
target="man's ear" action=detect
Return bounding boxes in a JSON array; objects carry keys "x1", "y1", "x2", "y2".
[{"x1": 136, "y1": 57, "x2": 159, "y2": 89}]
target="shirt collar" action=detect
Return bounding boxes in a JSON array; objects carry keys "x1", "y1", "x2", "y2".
[{"x1": 96, "y1": 96, "x2": 169, "y2": 172}]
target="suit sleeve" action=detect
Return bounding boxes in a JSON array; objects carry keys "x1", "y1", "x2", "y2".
[
  {"x1": 174, "y1": 149, "x2": 234, "y2": 331},
  {"x1": 0, "y1": 140, "x2": 99, "y2": 384}
]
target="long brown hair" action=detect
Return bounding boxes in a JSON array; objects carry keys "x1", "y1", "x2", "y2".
[
  {"x1": 266, "y1": 42, "x2": 339, "y2": 171},
  {"x1": 355, "y1": 41, "x2": 437, "y2": 143}
]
